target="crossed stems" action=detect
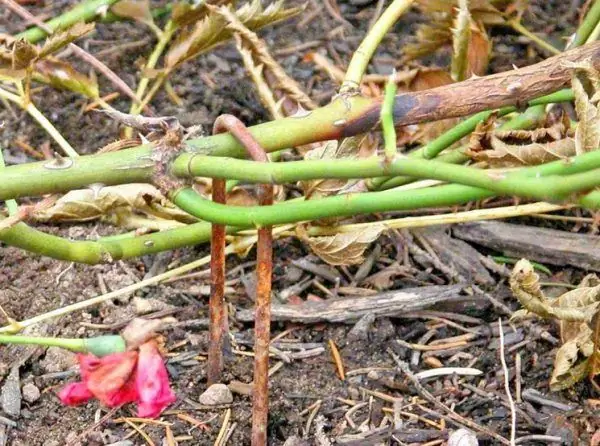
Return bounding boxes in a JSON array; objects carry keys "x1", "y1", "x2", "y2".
[{"x1": 208, "y1": 115, "x2": 273, "y2": 446}]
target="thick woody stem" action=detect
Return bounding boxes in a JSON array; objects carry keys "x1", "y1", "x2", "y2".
[{"x1": 210, "y1": 115, "x2": 273, "y2": 446}]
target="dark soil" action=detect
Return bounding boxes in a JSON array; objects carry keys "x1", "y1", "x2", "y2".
[{"x1": 1, "y1": 1, "x2": 599, "y2": 445}]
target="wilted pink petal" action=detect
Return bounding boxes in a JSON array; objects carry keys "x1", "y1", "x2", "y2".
[
  {"x1": 84, "y1": 351, "x2": 139, "y2": 407},
  {"x1": 58, "y1": 382, "x2": 93, "y2": 406},
  {"x1": 76, "y1": 353, "x2": 101, "y2": 380},
  {"x1": 135, "y1": 340, "x2": 176, "y2": 418}
]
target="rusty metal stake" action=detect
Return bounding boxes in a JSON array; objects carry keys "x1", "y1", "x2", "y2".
[
  {"x1": 211, "y1": 115, "x2": 273, "y2": 445},
  {"x1": 207, "y1": 177, "x2": 226, "y2": 385}
]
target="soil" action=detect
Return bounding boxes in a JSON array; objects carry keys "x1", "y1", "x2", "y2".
[{"x1": 1, "y1": 0, "x2": 599, "y2": 445}]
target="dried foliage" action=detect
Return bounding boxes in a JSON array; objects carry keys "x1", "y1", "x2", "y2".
[
  {"x1": 35, "y1": 59, "x2": 99, "y2": 98},
  {"x1": 165, "y1": 0, "x2": 303, "y2": 70},
  {"x1": 297, "y1": 224, "x2": 385, "y2": 266},
  {"x1": 0, "y1": 23, "x2": 97, "y2": 97},
  {"x1": 451, "y1": 0, "x2": 471, "y2": 82},
  {"x1": 301, "y1": 134, "x2": 378, "y2": 200},
  {"x1": 33, "y1": 184, "x2": 195, "y2": 230},
  {"x1": 467, "y1": 64, "x2": 600, "y2": 166},
  {"x1": 110, "y1": 0, "x2": 156, "y2": 29},
  {"x1": 570, "y1": 61, "x2": 600, "y2": 155},
  {"x1": 467, "y1": 112, "x2": 575, "y2": 167},
  {"x1": 510, "y1": 259, "x2": 600, "y2": 390},
  {"x1": 215, "y1": 4, "x2": 315, "y2": 111},
  {"x1": 38, "y1": 22, "x2": 95, "y2": 59},
  {"x1": 404, "y1": 0, "x2": 502, "y2": 76}
]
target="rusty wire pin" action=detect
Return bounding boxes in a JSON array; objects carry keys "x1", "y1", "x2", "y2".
[{"x1": 210, "y1": 115, "x2": 273, "y2": 445}]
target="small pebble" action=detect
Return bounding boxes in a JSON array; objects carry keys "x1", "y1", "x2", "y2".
[
  {"x1": 199, "y1": 384, "x2": 233, "y2": 406},
  {"x1": 448, "y1": 429, "x2": 478, "y2": 446},
  {"x1": 21, "y1": 384, "x2": 40, "y2": 404}
]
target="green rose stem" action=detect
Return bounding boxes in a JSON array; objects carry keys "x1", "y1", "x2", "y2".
[
  {"x1": 15, "y1": 0, "x2": 121, "y2": 43},
  {"x1": 0, "y1": 89, "x2": 577, "y2": 201},
  {"x1": 0, "y1": 334, "x2": 126, "y2": 357},
  {"x1": 372, "y1": 103, "x2": 548, "y2": 191},
  {"x1": 169, "y1": 167, "x2": 600, "y2": 228},
  {"x1": 341, "y1": 0, "x2": 415, "y2": 92},
  {"x1": 381, "y1": 74, "x2": 398, "y2": 161},
  {"x1": 569, "y1": 0, "x2": 600, "y2": 49}
]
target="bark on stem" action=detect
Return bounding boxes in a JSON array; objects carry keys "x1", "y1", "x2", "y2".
[{"x1": 342, "y1": 41, "x2": 600, "y2": 136}]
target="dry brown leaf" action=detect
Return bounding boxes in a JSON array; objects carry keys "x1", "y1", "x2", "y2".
[
  {"x1": 467, "y1": 22, "x2": 492, "y2": 77},
  {"x1": 511, "y1": 259, "x2": 600, "y2": 390},
  {"x1": 38, "y1": 22, "x2": 95, "y2": 59},
  {"x1": 451, "y1": 0, "x2": 471, "y2": 82},
  {"x1": 226, "y1": 188, "x2": 260, "y2": 207},
  {"x1": 302, "y1": 134, "x2": 377, "y2": 199},
  {"x1": 509, "y1": 259, "x2": 599, "y2": 322},
  {"x1": 165, "y1": 0, "x2": 303, "y2": 70},
  {"x1": 35, "y1": 59, "x2": 99, "y2": 98},
  {"x1": 171, "y1": 0, "x2": 233, "y2": 28},
  {"x1": 571, "y1": 62, "x2": 600, "y2": 154},
  {"x1": 298, "y1": 224, "x2": 385, "y2": 266},
  {"x1": 33, "y1": 184, "x2": 194, "y2": 224},
  {"x1": 550, "y1": 337, "x2": 591, "y2": 391},
  {"x1": 467, "y1": 113, "x2": 576, "y2": 167},
  {"x1": 406, "y1": 67, "x2": 454, "y2": 91},
  {"x1": 405, "y1": 0, "x2": 501, "y2": 64},
  {"x1": 11, "y1": 39, "x2": 37, "y2": 70},
  {"x1": 110, "y1": 0, "x2": 155, "y2": 28}
]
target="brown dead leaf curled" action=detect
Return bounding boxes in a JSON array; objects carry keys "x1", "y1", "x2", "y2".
[
  {"x1": 297, "y1": 224, "x2": 385, "y2": 266},
  {"x1": 405, "y1": 0, "x2": 497, "y2": 75},
  {"x1": 467, "y1": 113, "x2": 576, "y2": 167},
  {"x1": 0, "y1": 23, "x2": 96, "y2": 97},
  {"x1": 110, "y1": 0, "x2": 155, "y2": 29},
  {"x1": 511, "y1": 259, "x2": 600, "y2": 390},
  {"x1": 302, "y1": 134, "x2": 377, "y2": 200},
  {"x1": 510, "y1": 259, "x2": 600, "y2": 322},
  {"x1": 11, "y1": 39, "x2": 38, "y2": 70},
  {"x1": 550, "y1": 335, "x2": 592, "y2": 391},
  {"x1": 165, "y1": 0, "x2": 303, "y2": 70},
  {"x1": 570, "y1": 62, "x2": 600, "y2": 154},
  {"x1": 33, "y1": 184, "x2": 194, "y2": 225},
  {"x1": 170, "y1": 0, "x2": 233, "y2": 28}
]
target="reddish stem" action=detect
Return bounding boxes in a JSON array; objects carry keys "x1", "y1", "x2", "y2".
[
  {"x1": 213, "y1": 114, "x2": 273, "y2": 446},
  {"x1": 207, "y1": 177, "x2": 226, "y2": 386}
]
